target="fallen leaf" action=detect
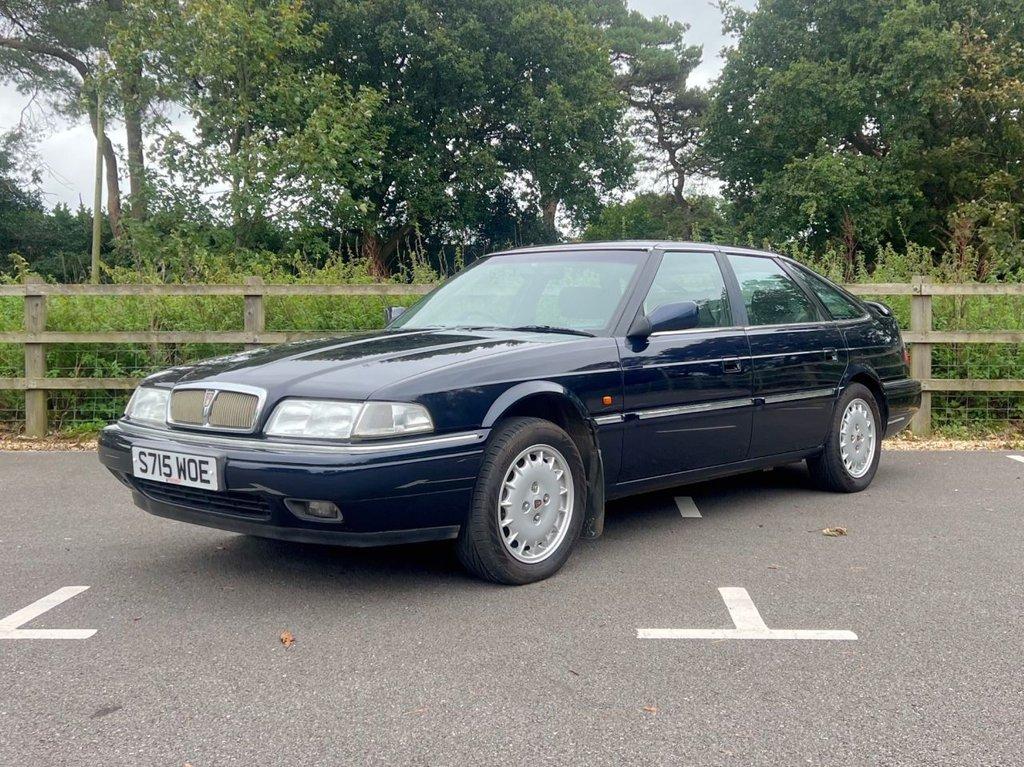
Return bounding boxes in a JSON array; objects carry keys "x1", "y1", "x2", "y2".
[
  {"x1": 642, "y1": 705, "x2": 658, "y2": 715},
  {"x1": 822, "y1": 527, "x2": 848, "y2": 537},
  {"x1": 280, "y1": 630, "x2": 296, "y2": 648}
]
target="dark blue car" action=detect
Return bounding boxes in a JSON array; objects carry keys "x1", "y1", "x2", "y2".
[{"x1": 99, "y1": 242, "x2": 921, "y2": 583}]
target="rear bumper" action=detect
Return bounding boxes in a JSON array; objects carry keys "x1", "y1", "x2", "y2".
[
  {"x1": 98, "y1": 421, "x2": 487, "y2": 545},
  {"x1": 882, "y1": 378, "x2": 922, "y2": 438}
]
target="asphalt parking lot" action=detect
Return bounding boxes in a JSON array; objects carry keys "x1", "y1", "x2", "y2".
[{"x1": 1, "y1": 450, "x2": 1022, "y2": 766}]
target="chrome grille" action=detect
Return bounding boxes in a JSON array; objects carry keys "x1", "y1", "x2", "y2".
[
  {"x1": 169, "y1": 389, "x2": 205, "y2": 425},
  {"x1": 169, "y1": 387, "x2": 262, "y2": 431},
  {"x1": 208, "y1": 391, "x2": 259, "y2": 429}
]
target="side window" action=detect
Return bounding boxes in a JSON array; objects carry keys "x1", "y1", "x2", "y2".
[
  {"x1": 727, "y1": 254, "x2": 820, "y2": 326},
  {"x1": 643, "y1": 251, "x2": 732, "y2": 328},
  {"x1": 793, "y1": 266, "x2": 865, "y2": 320}
]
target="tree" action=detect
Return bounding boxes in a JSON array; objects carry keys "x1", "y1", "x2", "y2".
[
  {"x1": 0, "y1": 0, "x2": 156, "y2": 232},
  {"x1": 496, "y1": 1, "x2": 632, "y2": 236},
  {"x1": 309, "y1": 0, "x2": 631, "y2": 274},
  {"x1": 0, "y1": 130, "x2": 98, "y2": 280},
  {"x1": 146, "y1": 0, "x2": 384, "y2": 249},
  {"x1": 582, "y1": 192, "x2": 734, "y2": 243},
  {"x1": 707, "y1": 0, "x2": 1024, "y2": 276},
  {"x1": 608, "y1": 10, "x2": 709, "y2": 214}
]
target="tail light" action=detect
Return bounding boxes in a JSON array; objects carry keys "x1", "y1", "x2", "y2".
[{"x1": 901, "y1": 342, "x2": 911, "y2": 367}]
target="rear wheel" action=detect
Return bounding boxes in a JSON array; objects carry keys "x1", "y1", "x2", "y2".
[
  {"x1": 456, "y1": 417, "x2": 586, "y2": 584},
  {"x1": 807, "y1": 383, "x2": 881, "y2": 493}
]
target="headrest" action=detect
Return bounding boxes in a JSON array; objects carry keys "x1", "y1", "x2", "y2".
[{"x1": 558, "y1": 285, "x2": 612, "y2": 323}]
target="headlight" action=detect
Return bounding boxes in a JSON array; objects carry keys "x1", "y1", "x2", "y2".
[
  {"x1": 264, "y1": 399, "x2": 363, "y2": 439},
  {"x1": 125, "y1": 386, "x2": 170, "y2": 425},
  {"x1": 264, "y1": 399, "x2": 433, "y2": 440}
]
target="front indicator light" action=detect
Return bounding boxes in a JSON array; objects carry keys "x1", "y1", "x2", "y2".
[{"x1": 354, "y1": 402, "x2": 434, "y2": 438}]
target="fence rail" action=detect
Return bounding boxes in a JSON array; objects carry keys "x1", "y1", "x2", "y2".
[{"x1": 2, "y1": 274, "x2": 1021, "y2": 437}]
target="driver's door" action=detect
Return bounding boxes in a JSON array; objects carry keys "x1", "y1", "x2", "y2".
[{"x1": 617, "y1": 250, "x2": 753, "y2": 483}]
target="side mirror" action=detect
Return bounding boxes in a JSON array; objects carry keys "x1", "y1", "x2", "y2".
[
  {"x1": 384, "y1": 306, "x2": 406, "y2": 325},
  {"x1": 864, "y1": 300, "x2": 892, "y2": 317},
  {"x1": 627, "y1": 301, "x2": 700, "y2": 339}
]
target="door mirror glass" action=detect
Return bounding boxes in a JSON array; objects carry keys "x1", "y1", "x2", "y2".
[
  {"x1": 629, "y1": 301, "x2": 700, "y2": 338},
  {"x1": 384, "y1": 306, "x2": 406, "y2": 325}
]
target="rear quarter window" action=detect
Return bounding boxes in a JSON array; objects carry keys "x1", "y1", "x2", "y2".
[{"x1": 792, "y1": 266, "x2": 866, "y2": 320}]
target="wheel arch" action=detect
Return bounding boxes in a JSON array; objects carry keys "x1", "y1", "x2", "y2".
[
  {"x1": 482, "y1": 381, "x2": 606, "y2": 538},
  {"x1": 843, "y1": 365, "x2": 888, "y2": 424}
]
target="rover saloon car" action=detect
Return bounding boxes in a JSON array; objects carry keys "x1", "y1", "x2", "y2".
[{"x1": 99, "y1": 242, "x2": 921, "y2": 584}]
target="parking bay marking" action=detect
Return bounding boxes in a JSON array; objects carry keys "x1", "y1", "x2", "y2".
[
  {"x1": 1007, "y1": 455, "x2": 1024, "y2": 465},
  {"x1": 637, "y1": 587, "x2": 857, "y2": 641},
  {"x1": 674, "y1": 496, "x2": 701, "y2": 518},
  {"x1": 0, "y1": 586, "x2": 96, "y2": 640}
]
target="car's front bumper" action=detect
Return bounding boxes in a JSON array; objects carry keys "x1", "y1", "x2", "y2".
[
  {"x1": 98, "y1": 421, "x2": 488, "y2": 545},
  {"x1": 883, "y1": 378, "x2": 922, "y2": 437}
]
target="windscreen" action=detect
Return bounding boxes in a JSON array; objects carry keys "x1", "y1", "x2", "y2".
[{"x1": 392, "y1": 251, "x2": 645, "y2": 334}]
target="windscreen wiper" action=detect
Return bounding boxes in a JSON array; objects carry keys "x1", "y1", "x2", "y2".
[{"x1": 507, "y1": 324, "x2": 595, "y2": 337}]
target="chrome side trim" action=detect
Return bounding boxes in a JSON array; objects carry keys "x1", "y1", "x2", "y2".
[
  {"x1": 635, "y1": 397, "x2": 752, "y2": 420},
  {"x1": 115, "y1": 420, "x2": 487, "y2": 455},
  {"x1": 592, "y1": 414, "x2": 625, "y2": 425},
  {"x1": 750, "y1": 348, "x2": 833, "y2": 360},
  {"x1": 637, "y1": 356, "x2": 735, "y2": 370},
  {"x1": 552, "y1": 367, "x2": 622, "y2": 377},
  {"x1": 762, "y1": 387, "x2": 836, "y2": 405},
  {"x1": 649, "y1": 325, "x2": 744, "y2": 338},
  {"x1": 882, "y1": 378, "x2": 918, "y2": 391}
]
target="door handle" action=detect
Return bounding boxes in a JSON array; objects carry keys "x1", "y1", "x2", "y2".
[
  {"x1": 722, "y1": 358, "x2": 743, "y2": 374},
  {"x1": 824, "y1": 348, "x2": 839, "y2": 361}
]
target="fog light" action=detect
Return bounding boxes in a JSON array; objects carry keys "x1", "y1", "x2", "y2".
[{"x1": 285, "y1": 499, "x2": 343, "y2": 521}]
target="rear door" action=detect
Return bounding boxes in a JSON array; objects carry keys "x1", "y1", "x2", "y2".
[
  {"x1": 618, "y1": 250, "x2": 753, "y2": 482},
  {"x1": 724, "y1": 253, "x2": 847, "y2": 457}
]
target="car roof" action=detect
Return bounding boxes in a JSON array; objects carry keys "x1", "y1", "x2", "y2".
[{"x1": 489, "y1": 241, "x2": 780, "y2": 258}]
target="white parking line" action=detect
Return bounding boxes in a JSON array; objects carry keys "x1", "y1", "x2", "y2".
[
  {"x1": 637, "y1": 587, "x2": 857, "y2": 641},
  {"x1": 1007, "y1": 455, "x2": 1024, "y2": 465},
  {"x1": 674, "y1": 496, "x2": 701, "y2": 518},
  {"x1": 0, "y1": 586, "x2": 96, "y2": 640}
]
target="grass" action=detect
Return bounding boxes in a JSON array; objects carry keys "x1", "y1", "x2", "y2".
[{"x1": 0, "y1": 255, "x2": 1021, "y2": 438}]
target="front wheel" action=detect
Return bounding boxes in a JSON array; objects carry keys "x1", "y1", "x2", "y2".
[
  {"x1": 456, "y1": 417, "x2": 586, "y2": 584},
  {"x1": 807, "y1": 383, "x2": 881, "y2": 493}
]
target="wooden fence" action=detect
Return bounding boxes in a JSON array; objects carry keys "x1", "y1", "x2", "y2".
[{"x1": 1, "y1": 274, "x2": 1022, "y2": 437}]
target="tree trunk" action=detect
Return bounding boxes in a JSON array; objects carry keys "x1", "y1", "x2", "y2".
[
  {"x1": 102, "y1": 135, "x2": 122, "y2": 237},
  {"x1": 362, "y1": 230, "x2": 388, "y2": 279},
  {"x1": 88, "y1": 103, "x2": 122, "y2": 238},
  {"x1": 541, "y1": 197, "x2": 559, "y2": 239},
  {"x1": 122, "y1": 69, "x2": 147, "y2": 221},
  {"x1": 361, "y1": 225, "x2": 413, "y2": 279}
]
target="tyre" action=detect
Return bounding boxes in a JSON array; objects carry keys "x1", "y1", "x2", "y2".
[
  {"x1": 807, "y1": 383, "x2": 882, "y2": 492},
  {"x1": 456, "y1": 417, "x2": 586, "y2": 584}
]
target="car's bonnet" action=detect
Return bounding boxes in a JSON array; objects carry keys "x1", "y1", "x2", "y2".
[{"x1": 142, "y1": 328, "x2": 553, "y2": 401}]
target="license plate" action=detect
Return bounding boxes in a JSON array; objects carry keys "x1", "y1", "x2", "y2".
[{"x1": 131, "y1": 447, "x2": 220, "y2": 491}]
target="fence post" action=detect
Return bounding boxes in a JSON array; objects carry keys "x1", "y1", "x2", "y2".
[
  {"x1": 909, "y1": 275, "x2": 932, "y2": 436},
  {"x1": 243, "y1": 276, "x2": 265, "y2": 350},
  {"x1": 23, "y1": 273, "x2": 47, "y2": 437}
]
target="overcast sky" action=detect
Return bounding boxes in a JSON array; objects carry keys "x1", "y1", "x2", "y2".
[{"x1": 0, "y1": 0, "x2": 754, "y2": 210}]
